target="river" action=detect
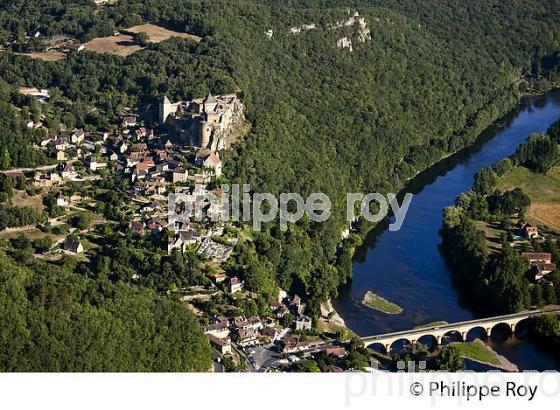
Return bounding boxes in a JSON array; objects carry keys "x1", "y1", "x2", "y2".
[{"x1": 334, "y1": 89, "x2": 560, "y2": 371}]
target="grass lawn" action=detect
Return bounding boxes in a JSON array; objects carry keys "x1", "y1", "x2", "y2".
[
  {"x1": 83, "y1": 24, "x2": 202, "y2": 57},
  {"x1": 83, "y1": 34, "x2": 142, "y2": 56},
  {"x1": 362, "y1": 291, "x2": 403, "y2": 314},
  {"x1": 450, "y1": 341, "x2": 500, "y2": 365},
  {"x1": 203, "y1": 260, "x2": 225, "y2": 274}
]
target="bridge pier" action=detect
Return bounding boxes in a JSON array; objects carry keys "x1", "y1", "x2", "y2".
[
  {"x1": 511, "y1": 323, "x2": 516, "y2": 334},
  {"x1": 460, "y1": 332, "x2": 466, "y2": 341},
  {"x1": 485, "y1": 327, "x2": 492, "y2": 338}
]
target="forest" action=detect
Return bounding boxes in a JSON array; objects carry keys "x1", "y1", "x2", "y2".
[
  {"x1": 2, "y1": 0, "x2": 560, "y2": 369},
  {"x1": 0, "y1": 250, "x2": 212, "y2": 371}
]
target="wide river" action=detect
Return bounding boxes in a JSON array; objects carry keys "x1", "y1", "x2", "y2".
[{"x1": 334, "y1": 89, "x2": 560, "y2": 371}]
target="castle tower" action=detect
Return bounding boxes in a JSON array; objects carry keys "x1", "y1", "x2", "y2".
[
  {"x1": 199, "y1": 120, "x2": 212, "y2": 149},
  {"x1": 203, "y1": 92, "x2": 218, "y2": 113},
  {"x1": 159, "y1": 95, "x2": 173, "y2": 124}
]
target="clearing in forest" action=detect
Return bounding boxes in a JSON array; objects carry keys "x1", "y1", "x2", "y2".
[{"x1": 127, "y1": 24, "x2": 202, "y2": 44}]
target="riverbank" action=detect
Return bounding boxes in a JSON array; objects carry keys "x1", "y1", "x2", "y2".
[
  {"x1": 319, "y1": 298, "x2": 353, "y2": 336},
  {"x1": 457, "y1": 340, "x2": 518, "y2": 372},
  {"x1": 333, "y1": 88, "x2": 560, "y2": 369},
  {"x1": 326, "y1": 86, "x2": 559, "y2": 319},
  {"x1": 330, "y1": 89, "x2": 560, "y2": 329},
  {"x1": 339, "y1": 88, "x2": 560, "y2": 281},
  {"x1": 439, "y1": 120, "x2": 560, "y2": 314}
]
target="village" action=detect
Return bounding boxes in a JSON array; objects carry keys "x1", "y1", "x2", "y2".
[
  {"x1": 4, "y1": 92, "x2": 241, "y2": 256},
  {"x1": 0, "y1": 89, "x2": 357, "y2": 372}
]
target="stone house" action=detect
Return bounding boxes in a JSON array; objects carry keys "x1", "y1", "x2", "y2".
[
  {"x1": 228, "y1": 276, "x2": 244, "y2": 294},
  {"x1": 63, "y1": 237, "x2": 83, "y2": 254},
  {"x1": 172, "y1": 167, "x2": 188, "y2": 183},
  {"x1": 208, "y1": 334, "x2": 232, "y2": 355}
]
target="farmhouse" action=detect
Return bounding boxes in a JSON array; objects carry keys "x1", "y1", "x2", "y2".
[
  {"x1": 522, "y1": 253, "x2": 552, "y2": 264},
  {"x1": 60, "y1": 163, "x2": 78, "y2": 180},
  {"x1": 204, "y1": 316, "x2": 230, "y2": 339},
  {"x1": 518, "y1": 222, "x2": 539, "y2": 239},
  {"x1": 122, "y1": 116, "x2": 137, "y2": 127},
  {"x1": 167, "y1": 230, "x2": 203, "y2": 254},
  {"x1": 532, "y1": 263, "x2": 557, "y2": 281}
]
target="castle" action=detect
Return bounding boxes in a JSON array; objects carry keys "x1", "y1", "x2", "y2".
[{"x1": 159, "y1": 92, "x2": 243, "y2": 151}]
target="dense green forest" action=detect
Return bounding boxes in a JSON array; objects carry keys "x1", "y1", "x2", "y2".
[
  {"x1": 2, "y1": 0, "x2": 560, "y2": 370},
  {"x1": 0, "y1": 251, "x2": 212, "y2": 371}
]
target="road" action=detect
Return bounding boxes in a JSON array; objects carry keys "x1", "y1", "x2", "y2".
[{"x1": 0, "y1": 159, "x2": 79, "y2": 174}]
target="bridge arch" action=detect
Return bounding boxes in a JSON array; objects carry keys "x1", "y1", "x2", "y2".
[
  {"x1": 359, "y1": 310, "x2": 560, "y2": 353},
  {"x1": 415, "y1": 334, "x2": 439, "y2": 350},
  {"x1": 440, "y1": 329, "x2": 463, "y2": 345},
  {"x1": 508, "y1": 317, "x2": 532, "y2": 334},
  {"x1": 388, "y1": 338, "x2": 412, "y2": 354},
  {"x1": 367, "y1": 342, "x2": 389, "y2": 355},
  {"x1": 464, "y1": 326, "x2": 489, "y2": 341},
  {"x1": 490, "y1": 322, "x2": 515, "y2": 339}
]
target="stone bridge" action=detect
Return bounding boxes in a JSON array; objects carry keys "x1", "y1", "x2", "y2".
[{"x1": 360, "y1": 308, "x2": 560, "y2": 352}]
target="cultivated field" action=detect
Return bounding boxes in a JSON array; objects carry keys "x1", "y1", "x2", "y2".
[
  {"x1": 527, "y1": 204, "x2": 560, "y2": 231},
  {"x1": 497, "y1": 165, "x2": 560, "y2": 231},
  {"x1": 127, "y1": 24, "x2": 202, "y2": 44}
]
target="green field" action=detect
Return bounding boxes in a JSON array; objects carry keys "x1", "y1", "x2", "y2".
[
  {"x1": 497, "y1": 165, "x2": 560, "y2": 204},
  {"x1": 362, "y1": 291, "x2": 403, "y2": 315}
]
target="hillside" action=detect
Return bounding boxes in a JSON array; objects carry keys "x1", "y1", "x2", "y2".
[
  {"x1": 0, "y1": 252, "x2": 212, "y2": 371},
  {"x1": 2, "y1": 1, "x2": 560, "y2": 369}
]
